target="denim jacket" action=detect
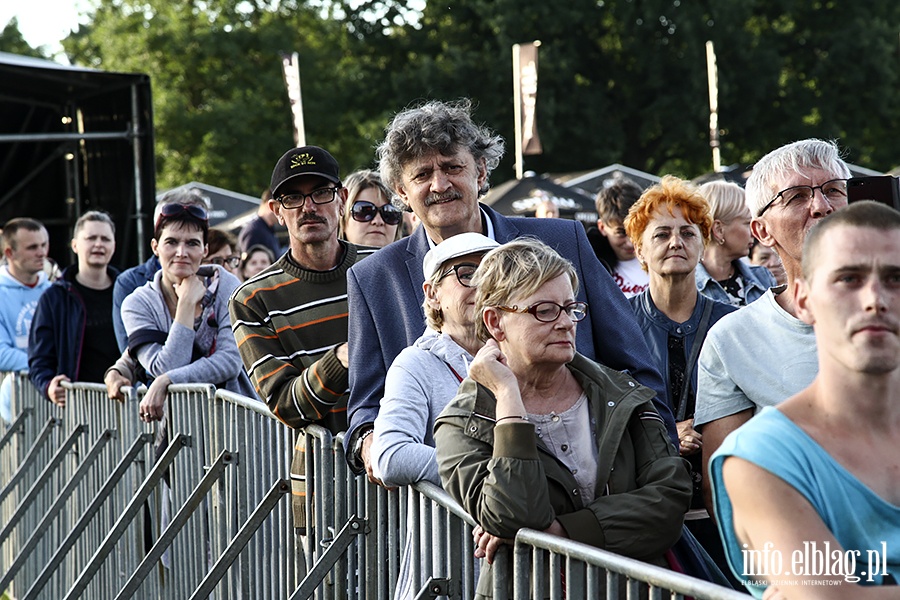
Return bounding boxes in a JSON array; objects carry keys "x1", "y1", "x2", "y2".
[
  {"x1": 695, "y1": 259, "x2": 775, "y2": 306},
  {"x1": 629, "y1": 291, "x2": 736, "y2": 419}
]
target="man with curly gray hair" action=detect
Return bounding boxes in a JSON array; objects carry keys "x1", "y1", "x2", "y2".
[{"x1": 344, "y1": 99, "x2": 677, "y2": 479}]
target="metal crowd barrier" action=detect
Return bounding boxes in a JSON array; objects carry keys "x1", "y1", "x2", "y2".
[
  {"x1": 511, "y1": 530, "x2": 748, "y2": 600},
  {"x1": 0, "y1": 373, "x2": 158, "y2": 600},
  {"x1": 0, "y1": 373, "x2": 746, "y2": 600}
]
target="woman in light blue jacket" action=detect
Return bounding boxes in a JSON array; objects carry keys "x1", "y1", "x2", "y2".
[{"x1": 371, "y1": 232, "x2": 497, "y2": 600}]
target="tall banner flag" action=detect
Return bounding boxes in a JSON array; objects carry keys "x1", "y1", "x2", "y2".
[
  {"x1": 513, "y1": 41, "x2": 542, "y2": 179},
  {"x1": 706, "y1": 41, "x2": 721, "y2": 172},
  {"x1": 281, "y1": 52, "x2": 306, "y2": 147}
]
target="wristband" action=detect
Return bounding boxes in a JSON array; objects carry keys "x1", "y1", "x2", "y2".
[{"x1": 494, "y1": 415, "x2": 528, "y2": 425}]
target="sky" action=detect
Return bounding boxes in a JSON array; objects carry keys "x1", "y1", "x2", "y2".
[{"x1": 1, "y1": 1, "x2": 88, "y2": 59}]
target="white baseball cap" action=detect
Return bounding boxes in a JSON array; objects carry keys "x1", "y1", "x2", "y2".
[{"x1": 422, "y1": 232, "x2": 500, "y2": 280}]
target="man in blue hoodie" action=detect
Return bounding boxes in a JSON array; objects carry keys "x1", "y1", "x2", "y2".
[
  {"x1": 0, "y1": 218, "x2": 51, "y2": 420},
  {"x1": 29, "y1": 211, "x2": 119, "y2": 406}
]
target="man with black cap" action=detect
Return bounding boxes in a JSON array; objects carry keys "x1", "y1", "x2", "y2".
[
  {"x1": 231, "y1": 145, "x2": 375, "y2": 431},
  {"x1": 229, "y1": 146, "x2": 375, "y2": 530}
]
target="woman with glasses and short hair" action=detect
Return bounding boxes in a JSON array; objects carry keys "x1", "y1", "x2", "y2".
[
  {"x1": 340, "y1": 169, "x2": 404, "y2": 247},
  {"x1": 371, "y1": 232, "x2": 498, "y2": 600},
  {"x1": 434, "y1": 237, "x2": 692, "y2": 598},
  {"x1": 121, "y1": 203, "x2": 255, "y2": 422}
]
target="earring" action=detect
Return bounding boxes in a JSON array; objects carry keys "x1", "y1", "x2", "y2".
[{"x1": 717, "y1": 237, "x2": 725, "y2": 246}]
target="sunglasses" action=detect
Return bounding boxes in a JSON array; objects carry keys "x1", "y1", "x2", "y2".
[
  {"x1": 351, "y1": 201, "x2": 403, "y2": 226},
  {"x1": 159, "y1": 203, "x2": 209, "y2": 222}
]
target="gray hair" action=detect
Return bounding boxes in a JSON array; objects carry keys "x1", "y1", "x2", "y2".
[
  {"x1": 74, "y1": 210, "x2": 116, "y2": 237},
  {"x1": 422, "y1": 266, "x2": 446, "y2": 332},
  {"x1": 745, "y1": 139, "x2": 850, "y2": 217},
  {"x1": 376, "y1": 99, "x2": 505, "y2": 204}
]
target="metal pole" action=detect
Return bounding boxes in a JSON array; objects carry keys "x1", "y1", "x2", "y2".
[
  {"x1": 706, "y1": 41, "x2": 721, "y2": 172},
  {"x1": 0, "y1": 131, "x2": 131, "y2": 143},
  {"x1": 512, "y1": 44, "x2": 524, "y2": 180},
  {"x1": 131, "y1": 83, "x2": 146, "y2": 263}
]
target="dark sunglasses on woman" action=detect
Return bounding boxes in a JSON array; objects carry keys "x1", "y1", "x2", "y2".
[
  {"x1": 159, "y1": 203, "x2": 209, "y2": 221},
  {"x1": 351, "y1": 201, "x2": 403, "y2": 226}
]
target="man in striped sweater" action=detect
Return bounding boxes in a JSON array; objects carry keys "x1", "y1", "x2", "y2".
[{"x1": 229, "y1": 146, "x2": 375, "y2": 532}]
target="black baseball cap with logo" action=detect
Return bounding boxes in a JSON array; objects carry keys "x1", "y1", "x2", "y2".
[{"x1": 270, "y1": 146, "x2": 341, "y2": 196}]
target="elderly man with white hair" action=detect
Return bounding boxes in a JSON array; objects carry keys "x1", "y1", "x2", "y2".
[{"x1": 695, "y1": 138, "x2": 851, "y2": 512}]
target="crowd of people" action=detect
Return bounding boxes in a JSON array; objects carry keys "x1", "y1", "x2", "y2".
[{"x1": 1, "y1": 98, "x2": 897, "y2": 599}]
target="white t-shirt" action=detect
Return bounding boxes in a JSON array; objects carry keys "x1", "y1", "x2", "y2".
[
  {"x1": 694, "y1": 287, "x2": 817, "y2": 427},
  {"x1": 611, "y1": 258, "x2": 649, "y2": 298}
]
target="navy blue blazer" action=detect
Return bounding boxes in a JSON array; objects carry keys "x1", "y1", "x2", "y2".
[{"x1": 345, "y1": 204, "x2": 676, "y2": 471}]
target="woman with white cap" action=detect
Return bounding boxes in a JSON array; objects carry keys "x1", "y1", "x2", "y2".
[
  {"x1": 372, "y1": 231, "x2": 499, "y2": 487},
  {"x1": 371, "y1": 231, "x2": 498, "y2": 600}
]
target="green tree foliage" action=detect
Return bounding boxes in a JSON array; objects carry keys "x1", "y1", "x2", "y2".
[
  {"x1": 0, "y1": 17, "x2": 48, "y2": 58},
  {"x1": 707, "y1": 0, "x2": 900, "y2": 171},
  {"x1": 63, "y1": 0, "x2": 347, "y2": 194},
  {"x1": 50, "y1": 0, "x2": 900, "y2": 196}
]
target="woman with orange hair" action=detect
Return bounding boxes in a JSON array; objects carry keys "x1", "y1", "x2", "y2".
[{"x1": 624, "y1": 175, "x2": 738, "y2": 585}]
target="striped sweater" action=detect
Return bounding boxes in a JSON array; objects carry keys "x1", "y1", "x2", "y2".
[{"x1": 229, "y1": 242, "x2": 375, "y2": 432}]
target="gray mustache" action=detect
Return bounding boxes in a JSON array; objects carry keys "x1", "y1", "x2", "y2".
[{"x1": 424, "y1": 191, "x2": 463, "y2": 206}]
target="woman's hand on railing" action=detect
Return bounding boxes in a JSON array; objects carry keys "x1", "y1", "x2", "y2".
[
  {"x1": 472, "y1": 524, "x2": 513, "y2": 564},
  {"x1": 361, "y1": 433, "x2": 397, "y2": 490},
  {"x1": 140, "y1": 373, "x2": 171, "y2": 422},
  {"x1": 105, "y1": 368, "x2": 131, "y2": 402}
]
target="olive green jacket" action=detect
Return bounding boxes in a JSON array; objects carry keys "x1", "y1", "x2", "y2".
[{"x1": 434, "y1": 353, "x2": 692, "y2": 596}]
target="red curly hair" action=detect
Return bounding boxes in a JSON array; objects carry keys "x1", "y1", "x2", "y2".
[{"x1": 623, "y1": 175, "x2": 713, "y2": 260}]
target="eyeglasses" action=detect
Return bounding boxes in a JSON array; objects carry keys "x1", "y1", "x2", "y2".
[
  {"x1": 438, "y1": 263, "x2": 478, "y2": 287},
  {"x1": 206, "y1": 255, "x2": 240, "y2": 268},
  {"x1": 351, "y1": 201, "x2": 403, "y2": 225},
  {"x1": 757, "y1": 178, "x2": 848, "y2": 217},
  {"x1": 278, "y1": 187, "x2": 340, "y2": 209},
  {"x1": 159, "y1": 203, "x2": 208, "y2": 222},
  {"x1": 496, "y1": 301, "x2": 588, "y2": 323}
]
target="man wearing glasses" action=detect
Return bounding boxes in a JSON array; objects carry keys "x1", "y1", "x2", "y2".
[
  {"x1": 229, "y1": 146, "x2": 375, "y2": 531},
  {"x1": 695, "y1": 138, "x2": 851, "y2": 514}
]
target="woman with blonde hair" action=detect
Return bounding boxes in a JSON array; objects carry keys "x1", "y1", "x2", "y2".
[
  {"x1": 695, "y1": 180, "x2": 775, "y2": 306},
  {"x1": 340, "y1": 169, "x2": 404, "y2": 247},
  {"x1": 435, "y1": 237, "x2": 693, "y2": 597}
]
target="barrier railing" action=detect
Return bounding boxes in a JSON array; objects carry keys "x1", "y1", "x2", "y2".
[
  {"x1": 0, "y1": 374, "x2": 159, "y2": 600},
  {"x1": 0, "y1": 373, "x2": 745, "y2": 600},
  {"x1": 512, "y1": 529, "x2": 748, "y2": 600}
]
